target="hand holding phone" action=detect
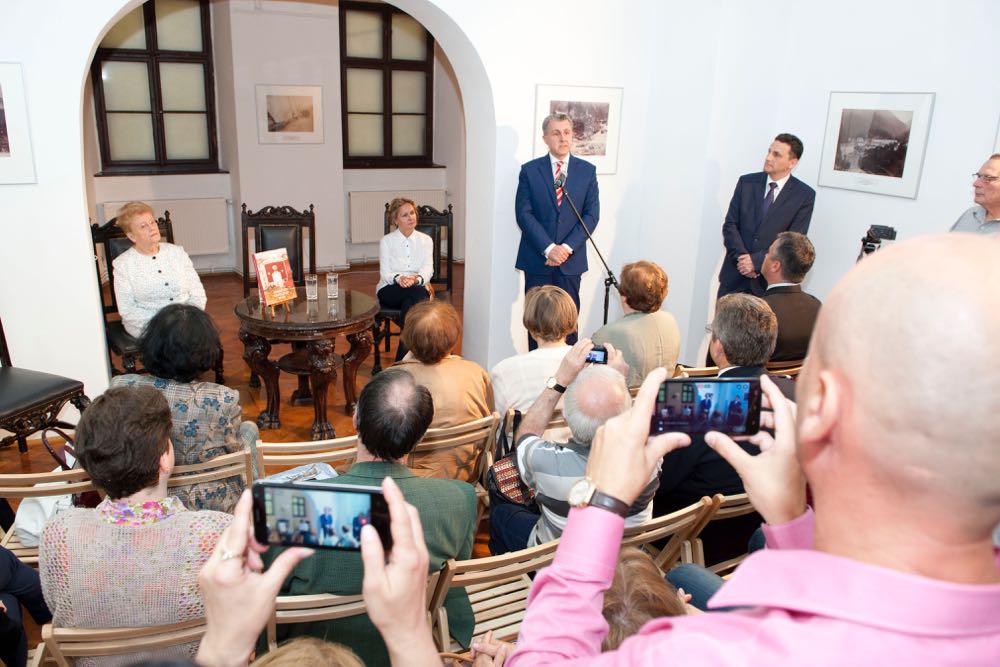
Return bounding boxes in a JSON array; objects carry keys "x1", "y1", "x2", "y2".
[
  {"x1": 649, "y1": 378, "x2": 762, "y2": 436},
  {"x1": 585, "y1": 346, "x2": 608, "y2": 364},
  {"x1": 252, "y1": 481, "x2": 392, "y2": 552}
]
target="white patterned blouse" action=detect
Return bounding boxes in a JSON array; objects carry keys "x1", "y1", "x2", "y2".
[{"x1": 112, "y1": 242, "x2": 207, "y2": 337}]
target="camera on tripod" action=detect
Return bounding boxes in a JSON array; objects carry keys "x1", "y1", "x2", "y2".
[{"x1": 857, "y1": 225, "x2": 897, "y2": 262}]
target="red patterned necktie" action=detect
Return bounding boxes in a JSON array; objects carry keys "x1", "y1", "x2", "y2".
[{"x1": 555, "y1": 160, "x2": 564, "y2": 208}]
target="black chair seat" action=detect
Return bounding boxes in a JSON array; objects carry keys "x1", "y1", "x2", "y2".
[
  {"x1": 0, "y1": 368, "x2": 84, "y2": 416},
  {"x1": 106, "y1": 320, "x2": 139, "y2": 356}
]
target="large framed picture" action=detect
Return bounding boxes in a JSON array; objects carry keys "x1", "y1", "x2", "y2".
[
  {"x1": 0, "y1": 63, "x2": 37, "y2": 184},
  {"x1": 818, "y1": 92, "x2": 934, "y2": 199},
  {"x1": 255, "y1": 85, "x2": 324, "y2": 144},
  {"x1": 534, "y1": 84, "x2": 623, "y2": 174}
]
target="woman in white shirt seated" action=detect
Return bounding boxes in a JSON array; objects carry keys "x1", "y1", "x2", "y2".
[
  {"x1": 111, "y1": 201, "x2": 207, "y2": 338},
  {"x1": 377, "y1": 197, "x2": 433, "y2": 361},
  {"x1": 490, "y1": 286, "x2": 577, "y2": 436}
]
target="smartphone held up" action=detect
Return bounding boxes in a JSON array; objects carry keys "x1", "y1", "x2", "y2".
[
  {"x1": 649, "y1": 378, "x2": 761, "y2": 437},
  {"x1": 252, "y1": 480, "x2": 392, "y2": 552}
]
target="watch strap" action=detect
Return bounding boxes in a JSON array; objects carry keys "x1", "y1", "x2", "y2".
[
  {"x1": 588, "y1": 490, "x2": 629, "y2": 518},
  {"x1": 546, "y1": 377, "x2": 567, "y2": 394}
]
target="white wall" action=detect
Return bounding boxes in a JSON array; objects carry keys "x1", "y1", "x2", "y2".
[{"x1": 2, "y1": 0, "x2": 998, "y2": 403}]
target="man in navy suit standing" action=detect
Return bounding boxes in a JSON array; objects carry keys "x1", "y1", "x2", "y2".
[
  {"x1": 515, "y1": 112, "x2": 600, "y2": 348},
  {"x1": 718, "y1": 133, "x2": 815, "y2": 298}
]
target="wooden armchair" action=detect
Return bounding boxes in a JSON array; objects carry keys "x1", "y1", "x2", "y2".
[
  {"x1": 427, "y1": 539, "x2": 560, "y2": 652},
  {"x1": 0, "y1": 468, "x2": 98, "y2": 567},
  {"x1": 37, "y1": 618, "x2": 206, "y2": 667},
  {"x1": 372, "y1": 203, "x2": 454, "y2": 374},
  {"x1": 254, "y1": 435, "x2": 359, "y2": 479},
  {"x1": 0, "y1": 316, "x2": 91, "y2": 453}
]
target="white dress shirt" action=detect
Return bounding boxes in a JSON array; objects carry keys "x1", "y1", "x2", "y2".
[{"x1": 376, "y1": 228, "x2": 434, "y2": 292}]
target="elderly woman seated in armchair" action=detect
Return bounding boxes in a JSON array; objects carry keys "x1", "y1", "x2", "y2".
[
  {"x1": 111, "y1": 304, "x2": 258, "y2": 513},
  {"x1": 111, "y1": 200, "x2": 207, "y2": 338}
]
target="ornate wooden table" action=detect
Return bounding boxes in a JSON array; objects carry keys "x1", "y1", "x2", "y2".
[{"x1": 235, "y1": 288, "x2": 376, "y2": 440}]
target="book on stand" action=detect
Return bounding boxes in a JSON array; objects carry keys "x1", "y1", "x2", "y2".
[{"x1": 253, "y1": 248, "x2": 297, "y2": 309}]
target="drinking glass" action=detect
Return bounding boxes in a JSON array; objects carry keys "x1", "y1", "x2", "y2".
[
  {"x1": 326, "y1": 273, "x2": 339, "y2": 299},
  {"x1": 305, "y1": 274, "x2": 318, "y2": 300}
]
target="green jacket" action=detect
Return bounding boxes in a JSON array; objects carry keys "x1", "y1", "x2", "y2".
[{"x1": 263, "y1": 461, "x2": 477, "y2": 666}]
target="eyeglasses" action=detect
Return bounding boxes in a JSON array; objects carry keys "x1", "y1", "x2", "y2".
[{"x1": 973, "y1": 173, "x2": 1000, "y2": 183}]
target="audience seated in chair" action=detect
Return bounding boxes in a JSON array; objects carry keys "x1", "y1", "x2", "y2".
[
  {"x1": 262, "y1": 369, "x2": 477, "y2": 666},
  {"x1": 591, "y1": 261, "x2": 682, "y2": 388},
  {"x1": 761, "y1": 231, "x2": 821, "y2": 362},
  {"x1": 489, "y1": 341, "x2": 657, "y2": 555},
  {"x1": 377, "y1": 197, "x2": 433, "y2": 361},
  {"x1": 393, "y1": 300, "x2": 493, "y2": 482},
  {"x1": 111, "y1": 304, "x2": 259, "y2": 513},
  {"x1": 653, "y1": 293, "x2": 784, "y2": 565},
  {"x1": 111, "y1": 201, "x2": 207, "y2": 338},
  {"x1": 490, "y1": 286, "x2": 575, "y2": 435},
  {"x1": 39, "y1": 386, "x2": 232, "y2": 666}
]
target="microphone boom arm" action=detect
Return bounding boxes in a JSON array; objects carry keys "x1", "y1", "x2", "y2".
[{"x1": 559, "y1": 175, "x2": 619, "y2": 325}]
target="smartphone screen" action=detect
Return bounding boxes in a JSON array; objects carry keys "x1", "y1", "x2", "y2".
[
  {"x1": 649, "y1": 378, "x2": 761, "y2": 436},
  {"x1": 252, "y1": 481, "x2": 392, "y2": 552},
  {"x1": 586, "y1": 346, "x2": 608, "y2": 364}
]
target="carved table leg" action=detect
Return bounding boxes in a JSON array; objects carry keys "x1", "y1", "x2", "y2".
[
  {"x1": 343, "y1": 329, "x2": 373, "y2": 414},
  {"x1": 306, "y1": 339, "x2": 337, "y2": 440},
  {"x1": 240, "y1": 329, "x2": 281, "y2": 429}
]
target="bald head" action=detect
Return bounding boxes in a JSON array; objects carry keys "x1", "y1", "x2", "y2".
[
  {"x1": 564, "y1": 365, "x2": 632, "y2": 445},
  {"x1": 804, "y1": 234, "x2": 1000, "y2": 513}
]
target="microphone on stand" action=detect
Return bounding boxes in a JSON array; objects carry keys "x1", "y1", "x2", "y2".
[{"x1": 558, "y1": 172, "x2": 620, "y2": 325}]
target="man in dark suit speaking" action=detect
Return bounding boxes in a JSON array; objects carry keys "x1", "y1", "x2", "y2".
[
  {"x1": 718, "y1": 133, "x2": 815, "y2": 298},
  {"x1": 515, "y1": 112, "x2": 600, "y2": 348}
]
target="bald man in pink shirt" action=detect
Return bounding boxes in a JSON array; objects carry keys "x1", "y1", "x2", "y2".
[{"x1": 507, "y1": 234, "x2": 1000, "y2": 666}]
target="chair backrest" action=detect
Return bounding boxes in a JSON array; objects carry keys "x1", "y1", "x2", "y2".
[
  {"x1": 407, "y1": 413, "x2": 500, "y2": 485},
  {"x1": 384, "y1": 202, "x2": 454, "y2": 293},
  {"x1": 254, "y1": 435, "x2": 359, "y2": 479},
  {"x1": 673, "y1": 364, "x2": 720, "y2": 378},
  {"x1": 40, "y1": 618, "x2": 206, "y2": 667},
  {"x1": 167, "y1": 449, "x2": 254, "y2": 491},
  {"x1": 0, "y1": 468, "x2": 97, "y2": 500},
  {"x1": 620, "y1": 495, "x2": 719, "y2": 569},
  {"x1": 766, "y1": 359, "x2": 804, "y2": 377},
  {"x1": 91, "y1": 213, "x2": 175, "y2": 316},
  {"x1": 241, "y1": 203, "x2": 317, "y2": 297},
  {"x1": 0, "y1": 313, "x2": 10, "y2": 367}
]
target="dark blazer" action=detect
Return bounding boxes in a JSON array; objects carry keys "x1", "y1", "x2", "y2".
[
  {"x1": 514, "y1": 154, "x2": 600, "y2": 276},
  {"x1": 653, "y1": 366, "x2": 794, "y2": 564},
  {"x1": 719, "y1": 172, "x2": 816, "y2": 297},
  {"x1": 764, "y1": 284, "x2": 822, "y2": 362},
  {"x1": 264, "y1": 462, "x2": 477, "y2": 666}
]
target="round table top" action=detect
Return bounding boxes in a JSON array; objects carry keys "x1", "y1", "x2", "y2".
[{"x1": 234, "y1": 288, "x2": 378, "y2": 334}]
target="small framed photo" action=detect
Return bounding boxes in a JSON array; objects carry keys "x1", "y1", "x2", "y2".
[
  {"x1": 255, "y1": 85, "x2": 324, "y2": 144},
  {"x1": 534, "y1": 84, "x2": 623, "y2": 174},
  {"x1": 818, "y1": 91, "x2": 935, "y2": 199},
  {"x1": 0, "y1": 63, "x2": 37, "y2": 184}
]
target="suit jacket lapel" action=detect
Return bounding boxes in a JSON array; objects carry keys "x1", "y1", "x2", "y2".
[
  {"x1": 764, "y1": 176, "x2": 798, "y2": 222},
  {"x1": 537, "y1": 156, "x2": 559, "y2": 211}
]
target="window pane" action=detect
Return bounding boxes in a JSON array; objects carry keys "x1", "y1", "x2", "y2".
[
  {"x1": 391, "y1": 14, "x2": 426, "y2": 61},
  {"x1": 164, "y1": 113, "x2": 209, "y2": 159},
  {"x1": 345, "y1": 10, "x2": 382, "y2": 58},
  {"x1": 347, "y1": 114, "x2": 384, "y2": 156},
  {"x1": 392, "y1": 71, "x2": 425, "y2": 113},
  {"x1": 102, "y1": 61, "x2": 151, "y2": 111},
  {"x1": 160, "y1": 62, "x2": 206, "y2": 111},
  {"x1": 155, "y1": 0, "x2": 202, "y2": 51},
  {"x1": 107, "y1": 113, "x2": 156, "y2": 160},
  {"x1": 392, "y1": 115, "x2": 425, "y2": 156},
  {"x1": 101, "y1": 6, "x2": 147, "y2": 49},
  {"x1": 346, "y1": 68, "x2": 383, "y2": 113}
]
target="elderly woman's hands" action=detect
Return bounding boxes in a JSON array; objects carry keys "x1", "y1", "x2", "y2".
[{"x1": 195, "y1": 491, "x2": 313, "y2": 667}]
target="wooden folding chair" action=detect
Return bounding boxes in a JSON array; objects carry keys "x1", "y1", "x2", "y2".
[
  {"x1": 766, "y1": 359, "x2": 805, "y2": 377},
  {"x1": 683, "y1": 492, "x2": 758, "y2": 575},
  {"x1": 621, "y1": 495, "x2": 720, "y2": 570},
  {"x1": 672, "y1": 364, "x2": 720, "y2": 378},
  {"x1": 427, "y1": 539, "x2": 560, "y2": 652},
  {"x1": 167, "y1": 449, "x2": 255, "y2": 492},
  {"x1": 254, "y1": 435, "x2": 359, "y2": 479},
  {"x1": 0, "y1": 468, "x2": 98, "y2": 568},
  {"x1": 39, "y1": 618, "x2": 206, "y2": 666}
]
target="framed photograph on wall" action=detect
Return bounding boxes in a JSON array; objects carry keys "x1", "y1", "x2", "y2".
[
  {"x1": 0, "y1": 63, "x2": 37, "y2": 184},
  {"x1": 255, "y1": 85, "x2": 324, "y2": 144},
  {"x1": 534, "y1": 84, "x2": 623, "y2": 174},
  {"x1": 818, "y1": 91, "x2": 934, "y2": 199}
]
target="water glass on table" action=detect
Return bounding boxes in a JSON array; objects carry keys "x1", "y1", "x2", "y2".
[
  {"x1": 305, "y1": 273, "x2": 318, "y2": 300},
  {"x1": 326, "y1": 273, "x2": 339, "y2": 299}
]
